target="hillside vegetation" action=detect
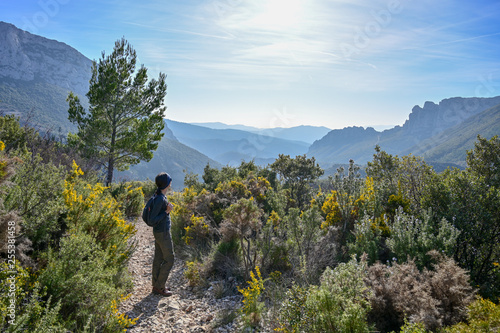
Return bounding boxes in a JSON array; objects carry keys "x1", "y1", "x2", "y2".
[
  {"x1": 1, "y1": 22, "x2": 500, "y2": 332},
  {"x1": 1, "y1": 115, "x2": 500, "y2": 332},
  {"x1": 1, "y1": 20, "x2": 498, "y2": 172},
  {"x1": 169, "y1": 140, "x2": 499, "y2": 332},
  {"x1": 0, "y1": 115, "x2": 150, "y2": 331},
  {"x1": 0, "y1": 78, "x2": 78, "y2": 135},
  {"x1": 0, "y1": 22, "x2": 91, "y2": 134}
]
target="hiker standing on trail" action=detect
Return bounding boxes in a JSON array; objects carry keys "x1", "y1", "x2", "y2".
[{"x1": 150, "y1": 172, "x2": 175, "y2": 297}]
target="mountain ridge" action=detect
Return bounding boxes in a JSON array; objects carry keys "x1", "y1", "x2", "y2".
[
  {"x1": 165, "y1": 119, "x2": 310, "y2": 166},
  {"x1": 308, "y1": 96, "x2": 500, "y2": 167},
  {"x1": 1, "y1": 21, "x2": 498, "y2": 180},
  {"x1": 192, "y1": 122, "x2": 332, "y2": 144},
  {"x1": 0, "y1": 21, "x2": 92, "y2": 96},
  {"x1": 407, "y1": 102, "x2": 500, "y2": 165}
]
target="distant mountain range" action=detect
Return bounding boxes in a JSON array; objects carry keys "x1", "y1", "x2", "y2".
[
  {"x1": 1, "y1": 21, "x2": 499, "y2": 189},
  {"x1": 308, "y1": 96, "x2": 500, "y2": 168},
  {"x1": 407, "y1": 102, "x2": 500, "y2": 164},
  {"x1": 191, "y1": 121, "x2": 332, "y2": 145},
  {"x1": 165, "y1": 119, "x2": 315, "y2": 166}
]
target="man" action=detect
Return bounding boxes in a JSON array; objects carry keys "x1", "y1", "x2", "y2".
[{"x1": 150, "y1": 172, "x2": 175, "y2": 297}]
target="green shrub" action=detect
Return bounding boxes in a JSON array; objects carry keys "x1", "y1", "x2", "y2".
[
  {"x1": 5, "y1": 284, "x2": 65, "y2": 333},
  {"x1": 183, "y1": 214, "x2": 211, "y2": 252},
  {"x1": 221, "y1": 197, "x2": 263, "y2": 279},
  {"x1": 63, "y1": 162, "x2": 136, "y2": 267},
  {"x1": 0, "y1": 261, "x2": 36, "y2": 329},
  {"x1": 443, "y1": 297, "x2": 500, "y2": 332},
  {"x1": 348, "y1": 215, "x2": 382, "y2": 264},
  {"x1": 274, "y1": 283, "x2": 311, "y2": 333},
  {"x1": 259, "y1": 227, "x2": 291, "y2": 274},
  {"x1": 110, "y1": 181, "x2": 145, "y2": 218},
  {"x1": 202, "y1": 239, "x2": 242, "y2": 280},
  {"x1": 387, "y1": 208, "x2": 459, "y2": 268},
  {"x1": 3, "y1": 152, "x2": 66, "y2": 251},
  {"x1": 32, "y1": 161, "x2": 136, "y2": 331},
  {"x1": 1, "y1": 263, "x2": 66, "y2": 332},
  {"x1": 140, "y1": 179, "x2": 156, "y2": 198},
  {"x1": 283, "y1": 206, "x2": 334, "y2": 285},
  {"x1": 38, "y1": 230, "x2": 131, "y2": 331},
  {"x1": 0, "y1": 115, "x2": 28, "y2": 152},
  {"x1": 395, "y1": 319, "x2": 428, "y2": 333},
  {"x1": 169, "y1": 187, "x2": 202, "y2": 248},
  {"x1": 305, "y1": 256, "x2": 372, "y2": 333}
]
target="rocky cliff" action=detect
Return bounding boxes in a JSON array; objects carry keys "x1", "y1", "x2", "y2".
[
  {"x1": 0, "y1": 21, "x2": 92, "y2": 96},
  {"x1": 0, "y1": 21, "x2": 92, "y2": 132},
  {"x1": 309, "y1": 96, "x2": 500, "y2": 167},
  {"x1": 403, "y1": 96, "x2": 500, "y2": 141}
]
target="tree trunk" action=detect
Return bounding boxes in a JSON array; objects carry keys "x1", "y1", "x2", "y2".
[
  {"x1": 107, "y1": 126, "x2": 116, "y2": 186},
  {"x1": 106, "y1": 155, "x2": 114, "y2": 187}
]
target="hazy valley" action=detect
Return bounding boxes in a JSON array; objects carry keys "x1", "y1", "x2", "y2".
[{"x1": 1, "y1": 21, "x2": 499, "y2": 189}]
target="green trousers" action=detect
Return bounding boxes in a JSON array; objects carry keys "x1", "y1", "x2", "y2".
[{"x1": 152, "y1": 230, "x2": 175, "y2": 290}]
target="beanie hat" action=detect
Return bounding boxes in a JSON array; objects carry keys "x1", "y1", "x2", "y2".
[{"x1": 155, "y1": 172, "x2": 172, "y2": 190}]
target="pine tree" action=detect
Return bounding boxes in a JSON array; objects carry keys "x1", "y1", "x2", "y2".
[{"x1": 67, "y1": 38, "x2": 167, "y2": 185}]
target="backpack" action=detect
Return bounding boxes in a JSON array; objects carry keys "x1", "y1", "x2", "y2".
[{"x1": 142, "y1": 194, "x2": 158, "y2": 227}]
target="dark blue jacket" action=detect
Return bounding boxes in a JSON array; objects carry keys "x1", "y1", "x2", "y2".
[{"x1": 150, "y1": 193, "x2": 171, "y2": 233}]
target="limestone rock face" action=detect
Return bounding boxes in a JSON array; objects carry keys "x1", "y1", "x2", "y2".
[
  {"x1": 403, "y1": 96, "x2": 500, "y2": 140},
  {"x1": 308, "y1": 95, "x2": 500, "y2": 166},
  {"x1": 0, "y1": 21, "x2": 92, "y2": 96}
]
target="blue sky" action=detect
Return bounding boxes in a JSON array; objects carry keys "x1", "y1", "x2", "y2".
[{"x1": 2, "y1": 0, "x2": 500, "y2": 129}]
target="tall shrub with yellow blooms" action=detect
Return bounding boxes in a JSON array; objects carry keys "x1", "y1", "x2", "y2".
[
  {"x1": 321, "y1": 190, "x2": 342, "y2": 229},
  {"x1": 238, "y1": 266, "x2": 266, "y2": 329},
  {"x1": 63, "y1": 161, "x2": 136, "y2": 266}
]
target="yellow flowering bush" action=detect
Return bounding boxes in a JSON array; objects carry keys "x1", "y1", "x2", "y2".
[
  {"x1": 371, "y1": 214, "x2": 391, "y2": 237},
  {"x1": 183, "y1": 214, "x2": 210, "y2": 247},
  {"x1": 238, "y1": 266, "x2": 266, "y2": 329},
  {"x1": 0, "y1": 140, "x2": 14, "y2": 183},
  {"x1": 444, "y1": 297, "x2": 500, "y2": 332},
  {"x1": 321, "y1": 190, "x2": 342, "y2": 229},
  {"x1": 111, "y1": 183, "x2": 145, "y2": 217},
  {"x1": 215, "y1": 180, "x2": 251, "y2": 199},
  {"x1": 353, "y1": 176, "x2": 377, "y2": 220},
  {"x1": 169, "y1": 186, "x2": 202, "y2": 247},
  {"x1": 38, "y1": 229, "x2": 134, "y2": 331},
  {"x1": 268, "y1": 210, "x2": 281, "y2": 230},
  {"x1": 0, "y1": 262, "x2": 66, "y2": 331},
  {"x1": 108, "y1": 294, "x2": 138, "y2": 331},
  {"x1": 24, "y1": 161, "x2": 138, "y2": 330},
  {"x1": 184, "y1": 260, "x2": 204, "y2": 287},
  {"x1": 0, "y1": 261, "x2": 34, "y2": 327},
  {"x1": 63, "y1": 161, "x2": 136, "y2": 265},
  {"x1": 246, "y1": 176, "x2": 271, "y2": 203}
]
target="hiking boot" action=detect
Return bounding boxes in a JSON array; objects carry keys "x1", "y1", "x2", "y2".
[{"x1": 152, "y1": 287, "x2": 172, "y2": 297}]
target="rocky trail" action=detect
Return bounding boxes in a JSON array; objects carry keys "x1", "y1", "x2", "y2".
[{"x1": 118, "y1": 219, "x2": 242, "y2": 332}]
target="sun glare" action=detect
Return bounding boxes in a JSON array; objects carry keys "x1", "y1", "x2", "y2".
[{"x1": 251, "y1": 0, "x2": 303, "y2": 30}]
